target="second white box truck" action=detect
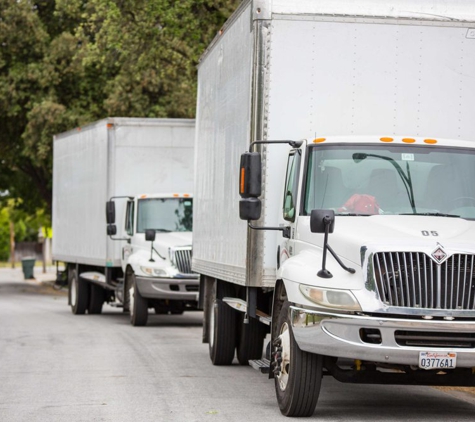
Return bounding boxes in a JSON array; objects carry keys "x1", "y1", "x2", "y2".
[
  {"x1": 193, "y1": 0, "x2": 475, "y2": 417},
  {"x1": 53, "y1": 118, "x2": 198, "y2": 326}
]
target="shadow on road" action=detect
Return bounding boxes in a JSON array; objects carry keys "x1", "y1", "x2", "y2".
[{"x1": 90, "y1": 309, "x2": 204, "y2": 328}]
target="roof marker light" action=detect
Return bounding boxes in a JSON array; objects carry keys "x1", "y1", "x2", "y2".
[
  {"x1": 380, "y1": 137, "x2": 393, "y2": 143},
  {"x1": 173, "y1": 194, "x2": 179, "y2": 197},
  {"x1": 184, "y1": 194, "x2": 190, "y2": 198},
  {"x1": 402, "y1": 138, "x2": 416, "y2": 144},
  {"x1": 424, "y1": 139, "x2": 438, "y2": 144},
  {"x1": 313, "y1": 138, "x2": 326, "y2": 143}
]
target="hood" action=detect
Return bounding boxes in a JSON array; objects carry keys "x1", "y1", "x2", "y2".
[
  {"x1": 152, "y1": 231, "x2": 192, "y2": 249},
  {"x1": 133, "y1": 231, "x2": 192, "y2": 258},
  {"x1": 329, "y1": 215, "x2": 475, "y2": 265}
]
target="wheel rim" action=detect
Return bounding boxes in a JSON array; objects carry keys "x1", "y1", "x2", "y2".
[
  {"x1": 209, "y1": 300, "x2": 216, "y2": 349},
  {"x1": 70, "y1": 276, "x2": 77, "y2": 306},
  {"x1": 276, "y1": 322, "x2": 291, "y2": 391},
  {"x1": 129, "y1": 283, "x2": 135, "y2": 318}
]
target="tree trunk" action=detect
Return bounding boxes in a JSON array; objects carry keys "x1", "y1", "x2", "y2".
[{"x1": 9, "y1": 221, "x2": 15, "y2": 269}]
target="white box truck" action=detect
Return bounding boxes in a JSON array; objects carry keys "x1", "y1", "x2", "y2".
[
  {"x1": 53, "y1": 118, "x2": 197, "y2": 326},
  {"x1": 193, "y1": 0, "x2": 475, "y2": 416}
]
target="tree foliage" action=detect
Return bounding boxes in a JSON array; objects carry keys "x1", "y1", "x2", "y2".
[{"x1": 0, "y1": 0, "x2": 240, "y2": 217}]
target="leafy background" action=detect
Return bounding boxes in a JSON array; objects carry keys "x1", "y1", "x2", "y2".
[{"x1": 0, "y1": 0, "x2": 240, "y2": 259}]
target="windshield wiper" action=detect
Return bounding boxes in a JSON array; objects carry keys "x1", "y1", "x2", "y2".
[
  {"x1": 353, "y1": 153, "x2": 417, "y2": 213},
  {"x1": 337, "y1": 213, "x2": 372, "y2": 217},
  {"x1": 154, "y1": 228, "x2": 172, "y2": 232},
  {"x1": 399, "y1": 212, "x2": 460, "y2": 218}
]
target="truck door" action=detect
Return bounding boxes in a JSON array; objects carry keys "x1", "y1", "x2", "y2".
[
  {"x1": 279, "y1": 148, "x2": 302, "y2": 267},
  {"x1": 122, "y1": 199, "x2": 134, "y2": 268}
]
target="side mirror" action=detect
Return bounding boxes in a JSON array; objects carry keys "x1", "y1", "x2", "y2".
[
  {"x1": 239, "y1": 197, "x2": 262, "y2": 221},
  {"x1": 239, "y1": 152, "x2": 262, "y2": 198},
  {"x1": 283, "y1": 191, "x2": 295, "y2": 221},
  {"x1": 107, "y1": 225, "x2": 117, "y2": 236},
  {"x1": 106, "y1": 201, "x2": 116, "y2": 224},
  {"x1": 310, "y1": 209, "x2": 335, "y2": 233},
  {"x1": 145, "y1": 229, "x2": 156, "y2": 242},
  {"x1": 239, "y1": 152, "x2": 262, "y2": 221}
]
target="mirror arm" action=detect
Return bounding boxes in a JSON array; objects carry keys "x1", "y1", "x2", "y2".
[
  {"x1": 317, "y1": 221, "x2": 333, "y2": 278},
  {"x1": 152, "y1": 245, "x2": 166, "y2": 261},
  {"x1": 326, "y1": 244, "x2": 356, "y2": 274},
  {"x1": 317, "y1": 217, "x2": 356, "y2": 278},
  {"x1": 249, "y1": 139, "x2": 304, "y2": 152},
  {"x1": 248, "y1": 223, "x2": 291, "y2": 239}
]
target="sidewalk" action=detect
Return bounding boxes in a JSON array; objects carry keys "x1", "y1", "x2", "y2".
[{"x1": 0, "y1": 265, "x2": 59, "y2": 285}]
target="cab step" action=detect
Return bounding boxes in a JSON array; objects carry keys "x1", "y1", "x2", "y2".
[
  {"x1": 249, "y1": 358, "x2": 270, "y2": 374},
  {"x1": 222, "y1": 297, "x2": 271, "y2": 325}
]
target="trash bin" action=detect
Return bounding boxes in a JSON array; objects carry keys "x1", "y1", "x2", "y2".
[{"x1": 21, "y1": 257, "x2": 36, "y2": 279}]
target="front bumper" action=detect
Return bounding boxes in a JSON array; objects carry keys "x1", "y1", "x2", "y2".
[
  {"x1": 290, "y1": 305, "x2": 475, "y2": 367},
  {"x1": 136, "y1": 276, "x2": 199, "y2": 301}
]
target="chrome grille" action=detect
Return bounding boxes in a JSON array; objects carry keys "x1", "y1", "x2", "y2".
[
  {"x1": 373, "y1": 252, "x2": 475, "y2": 310},
  {"x1": 172, "y1": 248, "x2": 192, "y2": 274}
]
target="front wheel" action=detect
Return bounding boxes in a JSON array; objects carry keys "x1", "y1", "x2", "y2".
[
  {"x1": 69, "y1": 268, "x2": 88, "y2": 315},
  {"x1": 208, "y1": 280, "x2": 236, "y2": 365},
  {"x1": 129, "y1": 272, "x2": 148, "y2": 326},
  {"x1": 274, "y1": 301, "x2": 323, "y2": 417}
]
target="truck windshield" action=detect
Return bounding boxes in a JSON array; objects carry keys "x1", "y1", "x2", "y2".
[
  {"x1": 137, "y1": 198, "x2": 193, "y2": 232},
  {"x1": 304, "y1": 144, "x2": 475, "y2": 218}
]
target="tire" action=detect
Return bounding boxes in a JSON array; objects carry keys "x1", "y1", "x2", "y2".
[
  {"x1": 274, "y1": 301, "x2": 323, "y2": 417},
  {"x1": 208, "y1": 280, "x2": 236, "y2": 365},
  {"x1": 69, "y1": 268, "x2": 89, "y2": 315},
  {"x1": 129, "y1": 272, "x2": 148, "y2": 326},
  {"x1": 236, "y1": 312, "x2": 265, "y2": 365},
  {"x1": 88, "y1": 283, "x2": 105, "y2": 314}
]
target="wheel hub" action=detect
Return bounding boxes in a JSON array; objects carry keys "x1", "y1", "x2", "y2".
[
  {"x1": 274, "y1": 322, "x2": 291, "y2": 391},
  {"x1": 209, "y1": 301, "x2": 216, "y2": 348},
  {"x1": 129, "y1": 284, "x2": 135, "y2": 317},
  {"x1": 70, "y1": 277, "x2": 77, "y2": 306}
]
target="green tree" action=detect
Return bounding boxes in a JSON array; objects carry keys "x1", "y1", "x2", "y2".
[{"x1": 0, "y1": 0, "x2": 240, "y2": 218}]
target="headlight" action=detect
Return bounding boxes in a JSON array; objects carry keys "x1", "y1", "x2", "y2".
[
  {"x1": 140, "y1": 267, "x2": 168, "y2": 277},
  {"x1": 299, "y1": 284, "x2": 361, "y2": 311}
]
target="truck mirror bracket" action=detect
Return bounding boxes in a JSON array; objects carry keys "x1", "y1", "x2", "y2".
[
  {"x1": 311, "y1": 210, "x2": 356, "y2": 277},
  {"x1": 248, "y1": 223, "x2": 291, "y2": 239},
  {"x1": 249, "y1": 139, "x2": 304, "y2": 152}
]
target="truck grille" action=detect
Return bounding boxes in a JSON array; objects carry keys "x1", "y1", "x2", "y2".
[
  {"x1": 172, "y1": 248, "x2": 192, "y2": 274},
  {"x1": 373, "y1": 252, "x2": 475, "y2": 310}
]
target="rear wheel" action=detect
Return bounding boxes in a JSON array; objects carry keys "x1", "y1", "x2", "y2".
[
  {"x1": 236, "y1": 312, "x2": 265, "y2": 365},
  {"x1": 88, "y1": 283, "x2": 105, "y2": 314},
  {"x1": 274, "y1": 301, "x2": 323, "y2": 417},
  {"x1": 208, "y1": 280, "x2": 236, "y2": 365},
  {"x1": 129, "y1": 272, "x2": 148, "y2": 326},
  {"x1": 69, "y1": 268, "x2": 88, "y2": 315}
]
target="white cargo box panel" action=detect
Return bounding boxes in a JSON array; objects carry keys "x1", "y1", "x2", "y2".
[
  {"x1": 193, "y1": 0, "x2": 475, "y2": 287},
  {"x1": 193, "y1": 2, "x2": 255, "y2": 286},
  {"x1": 53, "y1": 118, "x2": 195, "y2": 267}
]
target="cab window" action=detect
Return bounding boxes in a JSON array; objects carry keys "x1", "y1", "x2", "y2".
[
  {"x1": 283, "y1": 150, "x2": 301, "y2": 222},
  {"x1": 125, "y1": 200, "x2": 134, "y2": 236}
]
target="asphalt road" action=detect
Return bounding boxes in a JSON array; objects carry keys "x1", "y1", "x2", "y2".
[{"x1": 1, "y1": 268, "x2": 475, "y2": 422}]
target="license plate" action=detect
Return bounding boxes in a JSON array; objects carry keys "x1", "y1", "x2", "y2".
[{"x1": 419, "y1": 352, "x2": 457, "y2": 370}]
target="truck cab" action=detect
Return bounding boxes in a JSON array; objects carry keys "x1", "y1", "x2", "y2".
[
  {"x1": 240, "y1": 135, "x2": 475, "y2": 414},
  {"x1": 106, "y1": 193, "x2": 198, "y2": 325}
]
